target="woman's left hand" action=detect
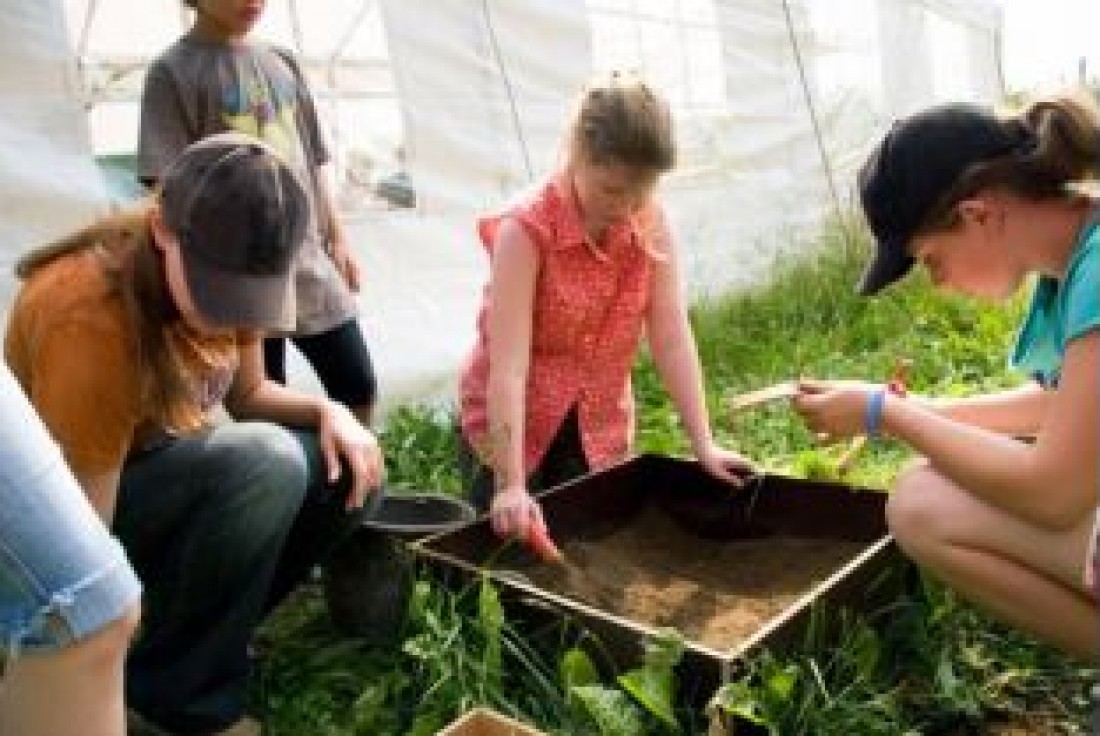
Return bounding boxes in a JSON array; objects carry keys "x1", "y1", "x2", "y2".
[
  {"x1": 792, "y1": 379, "x2": 882, "y2": 440},
  {"x1": 695, "y1": 441, "x2": 757, "y2": 487},
  {"x1": 318, "y1": 401, "x2": 385, "y2": 510}
]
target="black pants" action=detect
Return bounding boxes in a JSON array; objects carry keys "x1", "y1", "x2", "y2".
[
  {"x1": 264, "y1": 318, "x2": 377, "y2": 412},
  {"x1": 459, "y1": 407, "x2": 590, "y2": 513},
  {"x1": 114, "y1": 423, "x2": 367, "y2": 734}
]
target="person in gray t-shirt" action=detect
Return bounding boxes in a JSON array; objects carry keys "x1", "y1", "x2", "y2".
[{"x1": 139, "y1": 0, "x2": 378, "y2": 427}]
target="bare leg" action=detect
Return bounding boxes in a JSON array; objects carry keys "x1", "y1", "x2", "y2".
[
  {"x1": 0, "y1": 603, "x2": 140, "y2": 736},
  {"x1": 887, "y1": 463, "x2": 1098, "y2": 661}
]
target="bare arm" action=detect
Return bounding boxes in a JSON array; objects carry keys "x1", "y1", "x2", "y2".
[
  {"x1": 316, "y1": 162, "x2": 361, "y2": 291},
  {"x1": 224, "y1": 332, "x2": 329, "y2": 426},
  {"x1": 645, "y1": 206, "x2": 753, "y2": 481},
  {"x1": 926, "y1": 381, "x2": 1050, "y2": 436},
  {"x1": 224, "y1": 332, "x2": 383, "y2": 506},
  {"x1": 644, "y1": 208, "x2": 711, "y2": 454},
  {"x1": 882, "y1": 333, "x2": 1097, "y2": 529},
  {"x1": 484, "y1": 218, "x2": 538, "y2": 497}
]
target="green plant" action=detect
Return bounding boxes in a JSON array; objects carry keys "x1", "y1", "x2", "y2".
[
  {"x1": 256, "y1": 217, "x2": 1095, "y2": 735},
  {"x1": 711, "y1": 573, "x2": 1098, "y2": 736},
  {"x1": 382, "y1": 405, "x2": 464, "y2": 494},
  {"x1": 562, "y1": 629, "x2": 687, "y2": 735}
]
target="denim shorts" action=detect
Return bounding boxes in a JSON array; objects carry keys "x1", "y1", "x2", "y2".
[{"x1": 0, "y1": 365, "x2": 141, "y2": 655}]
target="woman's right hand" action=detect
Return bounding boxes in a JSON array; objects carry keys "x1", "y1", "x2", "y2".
[{"x1": 489, "y1": 485, "x2": 544, "y2": 540}]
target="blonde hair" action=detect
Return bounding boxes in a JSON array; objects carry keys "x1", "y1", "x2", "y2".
[
  {"x1": 16, "y1": 202, "x2": 198, "y2": 430},
  {"x1": 565, "y1": 71, "x2": 675, "y2": 173},
  {"x1": 920, "y1": 91, "x2": 1100, "y2": 232}
]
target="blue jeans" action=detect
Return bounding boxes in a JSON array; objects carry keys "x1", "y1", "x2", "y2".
[
  {"x1": 115, "y1": 421, "x2": 367, "y2": 734},
  {"x1": 0, "y1": 363, "x2": 141, "y2": 655}
]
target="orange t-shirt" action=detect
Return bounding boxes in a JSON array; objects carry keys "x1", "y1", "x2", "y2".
[
  {"x1": 459, "y1": 178, "x2": 657, "y2": 475},
  {"x1": 4, "y1": 245, "x2": 238, "y2": 480}
]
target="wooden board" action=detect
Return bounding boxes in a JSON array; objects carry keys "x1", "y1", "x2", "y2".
[
  {"x1": 436, "y1": 708, "x2": 546, "y2": 736},
  {"x1": 416, "y1": 454, "x2": 908, "y2": 706}
]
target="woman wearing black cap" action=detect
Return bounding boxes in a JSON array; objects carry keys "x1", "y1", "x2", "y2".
[
  {"x1": 4, "y1": 132, "x2": 384, "y2": 735},
  {"x1": 792, "y1": 93, "x2": 1099, "y2": 660}
]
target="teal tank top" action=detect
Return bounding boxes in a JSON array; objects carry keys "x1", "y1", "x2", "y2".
[{"x1": 1010, "y1": 210, "x2": 1100, "y2": 386}]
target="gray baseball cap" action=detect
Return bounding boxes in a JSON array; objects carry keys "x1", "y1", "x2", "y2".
[{"x1": 159, "y1": 132, "x2": 307, "y2": 331}]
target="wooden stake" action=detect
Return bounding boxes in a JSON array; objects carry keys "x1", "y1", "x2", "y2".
[{"x1": 726, "y1": 381, "x2": 799, "y2": 413}]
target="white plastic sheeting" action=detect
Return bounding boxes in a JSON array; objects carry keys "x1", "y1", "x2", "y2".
[
  {"x1": 0, "y1": 1, "x2": 105, "y2": 308},
  {"x1": 1, "y1": 0, "x2": 1004, "y2": 412}
]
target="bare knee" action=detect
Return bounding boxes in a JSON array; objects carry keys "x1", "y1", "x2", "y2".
[
  {"x1": 64, "y1": 601, "x2": 140, "y2": 669},
  {"x1": 107, "y1": 601, "x2": 141, "y2": 643},
  {"x1": 886, "y1": 463, "x2": 956, "y2": 557},
  {"x1": 8, "y1": 601, "x2": 139, "y2": 683}
]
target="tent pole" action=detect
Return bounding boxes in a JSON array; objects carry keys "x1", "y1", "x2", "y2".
[
  {"x1": 779, "y1": 0, "x2": 850, "y2": 244},
  {"x1": 288, "y1": 0, "x2": 305, "y2": 53},
  {"x1": 481, "y1": 0, "x2": 534, "y2": 182},
  {"x1": 76, "y1": 0, "x2": 98, "y2": 60}
]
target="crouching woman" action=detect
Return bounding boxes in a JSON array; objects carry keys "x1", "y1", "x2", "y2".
[
  {"x1": 4, "y1": 133, "x2": 384, "y2": 734},
  {"x1": 794, "y1": 95, "x2": 1099, "y2": 660}
]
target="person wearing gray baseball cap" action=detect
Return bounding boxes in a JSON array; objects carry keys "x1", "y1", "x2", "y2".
[
  {"x1": 791, "y1": 93, "x2": 1100, "y2": 661},
  {"x1": 157, "y1": 131, "x2": 305, "y2": 334},
  {"x1": 5, "y1": 132, "x2": 385, "y2": 735}
]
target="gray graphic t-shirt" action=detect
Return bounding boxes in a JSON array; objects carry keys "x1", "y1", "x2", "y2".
[{"x1": 138, "y1": 31, "x2": 356, "y2": 335}]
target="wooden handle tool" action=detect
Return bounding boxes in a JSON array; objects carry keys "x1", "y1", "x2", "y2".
[{"x1": 726, "y1": 381, "x2": 799, "y2": 413}]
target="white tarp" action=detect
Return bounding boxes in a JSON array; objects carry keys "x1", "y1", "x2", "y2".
[
  {"x1": 0, "y1": 1, "x2": 105, "y2": 307},
  {"x1": 1, "y1": 0, "x2": 1004, "y2": 413}
]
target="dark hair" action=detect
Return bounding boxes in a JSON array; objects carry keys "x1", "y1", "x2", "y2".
[
  {"x1": 182, "y1": 0, "x2": 197, "y2": 8},
  {"x1": 566, "y1": 71, "x2": 675, "y2": 173},
  {"x1": 16, "y1": 203, "x2": 198, "y2": 431},
  {"x1": 919, "y1": 92, "x2": 1100, "y2": 233}
]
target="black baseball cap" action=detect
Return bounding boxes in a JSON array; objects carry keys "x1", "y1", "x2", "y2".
[
  {"x1": 160, "y1": 132, "x2": 308, "y2": 331},
  {"x1": 857, "y1": 103, "x2": 1022, "y2": 295}
]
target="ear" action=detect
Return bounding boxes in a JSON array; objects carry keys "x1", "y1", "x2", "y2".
[{"x1": 955, "y1": 196, "x2": 998, "y2": 229}]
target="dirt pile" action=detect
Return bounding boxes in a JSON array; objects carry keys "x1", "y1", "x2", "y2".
[{"x1": 526, "y1": 508, "x2": 866, "y2": 650}]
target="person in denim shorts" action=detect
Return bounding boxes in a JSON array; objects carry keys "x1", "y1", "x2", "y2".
[{"x1": 0, "y1": 361, "x2": 142, "y2": 736}]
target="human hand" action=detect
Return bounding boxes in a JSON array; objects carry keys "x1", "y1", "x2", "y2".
[
  {"x1": 489, "y1": 485, "x2": 544, "y2": 541},
  {"x1": 695, "y1": 441, "x2": 758, "y2": 487},
  {"x1": 330, "y1": 240, "x2": 362, "y2": 292},
  {"x1": 792, "y1": 379, "x2": 884, "y2": 441},
  {"x1": 318, "y1": 401, "x2": 384, "y2": 510}
]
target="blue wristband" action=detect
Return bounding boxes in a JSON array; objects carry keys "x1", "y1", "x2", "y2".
[{"x1": 863, "y1": 389, "x2": 887, "y2": 438}]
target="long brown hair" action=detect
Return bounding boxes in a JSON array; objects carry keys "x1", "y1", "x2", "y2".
[
  {"x1": 919, "y1": 91, "x2": 1100, "y2": 233},
  {"x1": 15, "y1": 202, "x2": 194, "y2": 428}
]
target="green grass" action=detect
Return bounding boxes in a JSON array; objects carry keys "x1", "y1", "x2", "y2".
[{"x1": 255, "y1": 219, "x2": 1097, "y2": 734}]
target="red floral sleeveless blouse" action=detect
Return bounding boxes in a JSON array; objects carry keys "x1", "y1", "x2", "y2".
[{"x1": 459, "y1": 177, "x2": 658, "y2": 475}]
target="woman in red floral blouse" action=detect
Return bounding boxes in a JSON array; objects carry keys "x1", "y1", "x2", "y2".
[{"x1": 458, "y1": 72, "x2": 753, "y2": 542}]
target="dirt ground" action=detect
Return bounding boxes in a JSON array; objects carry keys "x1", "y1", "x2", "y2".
[{"x1": 525, "y1": 507, "x2": 867, "y2": 651}]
